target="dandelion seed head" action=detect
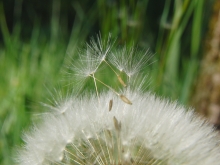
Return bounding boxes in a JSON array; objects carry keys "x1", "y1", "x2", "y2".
[
  {"x1": 16, "y1": 35, "x2": 220, "y2": 165},
  {"x1": 17, "y1": 90, "x2": 220, "y2": 165}
]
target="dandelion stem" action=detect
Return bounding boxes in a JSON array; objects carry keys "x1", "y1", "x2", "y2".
[
  {"x1": 104, "y1": 60, "x2": 118, "y2": 76},
  {"x1": 89, "y1": 75, "x2": 120, "y2": 96},
  {"x1": 92, "y1": 73, "x2": 100, "y2": 104},
  {"x1": 103, "y1": 60, "x2": 127, "y2": 87},
  {"x1": 64, "y1": 148, "x2": 85, "y2": 165},
  {"x1": 89, "y1": 75, "x2": 132, "y2": 105},
  {"x1": 104, "y1": 130, "x2": 113, "y2": 164}
]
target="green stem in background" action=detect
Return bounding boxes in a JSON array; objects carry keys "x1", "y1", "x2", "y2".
[
  {"x1": 180, "y1": 0, "x2": 205, "y2": 104},
  {"x1": 0, "y1": 2, "x2": 10, "y2": 46},
  {"x1": 155, "y1": 0, "x2": 202, "y2": 100},
  {"x1": 50, "y1": 0, "x2": 60, "y2": 50}
]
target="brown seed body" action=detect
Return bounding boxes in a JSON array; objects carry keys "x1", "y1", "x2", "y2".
[
  {"x1": 119, "y1": 95, "x2": 132, "y2": 105},
  {"x1": 113, "y1": 116, "x2": 121, "y2": 132},
  {"x1": 109, "y1": 99, "x2": 113, "y2": 111},
  {"x1": 117, "y1": 75, "x2": 127, "y2": 87}
]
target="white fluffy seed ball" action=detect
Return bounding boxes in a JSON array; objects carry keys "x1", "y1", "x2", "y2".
[{"x1": 16, "y1": 90, "x2": 220, "y2": 165}]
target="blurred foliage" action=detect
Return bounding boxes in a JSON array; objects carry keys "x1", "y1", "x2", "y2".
[
  {"x1": 192, "y1": 0, "x2": 220, "y2": 128},
  {"x1": 0, "y1": 0, "x2": 215, "y2": 164}
]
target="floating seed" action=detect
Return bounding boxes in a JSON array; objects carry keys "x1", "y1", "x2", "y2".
[
  {"x1": 109, "y1": 99, "x2": 113, "y2": 111},
  {"x1": 119, "y1": 94, "x2": 132, "y2": 105},
  {"x1": 117, "y1": 75, "x2": 127, "y2": 87}
]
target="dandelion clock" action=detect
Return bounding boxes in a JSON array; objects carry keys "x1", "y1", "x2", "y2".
[{"x1": 16, "y1": 35, "x2": 220, "y2": 165}]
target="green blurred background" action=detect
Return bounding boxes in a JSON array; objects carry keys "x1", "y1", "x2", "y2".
[{"x1": 0, "y1": 0, "x2": 215, "y2": 164}]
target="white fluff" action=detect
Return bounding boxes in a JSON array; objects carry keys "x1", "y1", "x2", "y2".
[{"x1": 17, "y1": 90, "x2": 220, "y2": 165}]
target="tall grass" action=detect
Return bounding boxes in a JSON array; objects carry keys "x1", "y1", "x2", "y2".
[{"x1": 0, "y1": 0, "x2": 212, "y2": 164}]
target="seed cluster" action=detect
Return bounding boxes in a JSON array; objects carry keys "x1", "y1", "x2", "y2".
[
  {"x1": 16, "y1": 35, "x2": 220, "y2": 165},
  {"x1": 68, "y1": 34, "x2": 151, "y2": 103}
]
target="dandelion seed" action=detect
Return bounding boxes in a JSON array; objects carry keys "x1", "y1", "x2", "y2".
[
  {"x1": 119, "y1": 94, "x2": 132, "y2": 105},
  {"x1": 68, "y1": 49, "x2": 100, "y2": 92},
  {"x1": 113, "y1": 116, "x2": 121, "y2": 132},
  {"x1": 88, "y1": 33, "x2": 115, "y2": 63},
  {"x1": 103, "y1": 59, "x2": 127, "y2": 88},
  {"x1": 110, "y1": 46, "x2": 152, "y2": 78},
  {"x1": 109, "y1": 99, "x2": 113, "y2": 111},
  {"x1": 117, "y1": 75, "x2": 127, "y2": 87}
]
